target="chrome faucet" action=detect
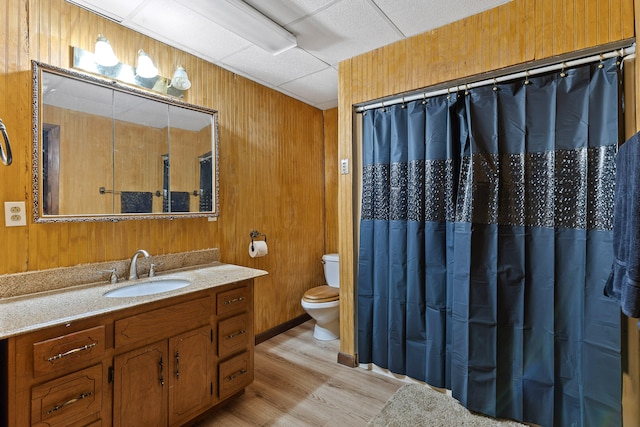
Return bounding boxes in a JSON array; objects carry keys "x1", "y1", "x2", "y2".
[{"x1": 129, "y1": 249, "x2": 150, "y2": 280}]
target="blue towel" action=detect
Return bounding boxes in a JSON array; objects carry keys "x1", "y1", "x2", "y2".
[
  {"x1": 121, "y1": 191, "x2": 153, "y2": 213},
  {"x1": 605, "y1": 131, "x2": 640, "y2": 317},
  {"x1": 170, "y1": 191, "x2": 191, "y2": 212}
]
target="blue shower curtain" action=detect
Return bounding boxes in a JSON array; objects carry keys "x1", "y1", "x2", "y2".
[{"x1": 358, "y1": 57, "x2": 622, "y2": 427}]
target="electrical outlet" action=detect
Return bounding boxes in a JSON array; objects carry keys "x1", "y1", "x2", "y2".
[
  {"x1": 340, "y1": 158, "x2": 349, "y2": 175},
  {"x1": 5, "y1": 201, "x2": 26, "y2": 227}
]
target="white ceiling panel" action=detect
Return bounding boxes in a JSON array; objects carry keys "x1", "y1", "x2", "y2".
[
  {"x1": 66, "y1": 0, "x2": 146, "y2": 21},
  {"x1": 221, "y1": 46, "x2": 329, "y2": 87},
  {"x1": 65, "y1": 0, "x2": 513, "y2": 110},
  {"x1": 373, "y1": 0, "x2": 513, "y2": 37},
  {"x1": 123, "y1": 0, "x2": 252, "y2": 61},
  {"x1": 287, "y1": 0, "x2": 403, "y2": 67},
  {"x1": 280, "y1": 67, "x2": 339, "y2": 107},
  {"x1": 244, "y1": 0, "x2": 340, "y2": 26}
]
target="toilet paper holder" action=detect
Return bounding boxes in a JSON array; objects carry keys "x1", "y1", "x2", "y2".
[{"x1": 249, "y1": 230, "x2": 267, "y2": 251}]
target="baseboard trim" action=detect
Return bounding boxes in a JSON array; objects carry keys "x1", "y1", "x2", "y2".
[
  {"x1": 255, "y1": 313, "x2": 312, "y2": 345},
  {"x1": 337, "y1": 351, "x2": 357, "y2": 368}
]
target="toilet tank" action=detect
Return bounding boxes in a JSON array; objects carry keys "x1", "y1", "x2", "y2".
[{"x1": 323, "y1": 253, "x2": 340, "y2": 288}]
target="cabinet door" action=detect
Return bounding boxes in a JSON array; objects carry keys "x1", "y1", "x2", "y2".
[
  {"x1": 168, "y1": 326, "x2": 213, "y2": 426},
  {"x1": 113, "y1": 342, "x2": 168, "y2": 427}
]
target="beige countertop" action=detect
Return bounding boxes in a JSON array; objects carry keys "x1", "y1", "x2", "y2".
[{"x1": 0, "y1": 262, "x2": 267, "y2": 339}]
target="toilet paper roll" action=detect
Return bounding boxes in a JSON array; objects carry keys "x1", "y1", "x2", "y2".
[{"x1": 249, "y1": 240, "x2": 268, "y2": 258}]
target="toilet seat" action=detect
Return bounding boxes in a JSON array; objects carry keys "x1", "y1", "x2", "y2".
[{"x1": 302, "y1": 285, "x2": 339, "y2": 303}]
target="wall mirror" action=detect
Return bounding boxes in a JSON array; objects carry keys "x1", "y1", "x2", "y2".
[{"x1": 32, "y1": 61, "x2": 218, "y2": 222}]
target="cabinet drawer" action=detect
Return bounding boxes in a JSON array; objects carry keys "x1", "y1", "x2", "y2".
[
  {"x1": 33, "y1": 326, "x2": 105, "y2": 378},
  {"x1": 218, "y1": 312, "x2": 250, "y2": 359},
  {"x1": 218, "y1": 351, "x2": 251, "y2": 400},
  {"x1": 216, "y1": 285, "x2": 249, "y2": 316},
  {"x1": 31, "y1": 364, "x2": 103, "y2": 427},
  {"x1": 115, "y1": 296, "x2": 211, "y2": 349}
]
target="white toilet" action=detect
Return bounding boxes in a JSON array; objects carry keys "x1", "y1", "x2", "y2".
[{"x1": 301, "y1": 253, "x2": 340, "y2": 340}]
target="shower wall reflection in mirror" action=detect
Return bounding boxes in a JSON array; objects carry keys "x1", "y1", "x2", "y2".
[{"x1": 33, "y1": 61, "x2": 219, "y2": 222}]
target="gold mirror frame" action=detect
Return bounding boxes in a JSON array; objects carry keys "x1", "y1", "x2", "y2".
[{"x1": 32, "y1": 60, "x2": 219, "y2": 223}]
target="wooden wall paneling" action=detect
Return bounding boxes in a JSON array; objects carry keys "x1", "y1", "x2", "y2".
[
  {"x1": 337, "y1": 55, "x2": 355, "y2": 358},
  {"x1": 408, "y1": 33, "x2": 423, "y2": 91},
  {"x1": 622, "y1": 0, "x2": 635, "y2": 42},
  {"x1": 449, "y1": 20, "x2": 462, "y2": 82},
  {"x1": 598, "y1": 0, "x2": 612, "y2": 46},
  {"x1": 585, "y1": 0, "x2": 600, "y2": 51},
  {"x1": 323, "y1": 108, "x2": 338, "y2": 254},
  {"x1": 464, "y1": 14, "x2": 479, "y2": 78},
  {"x1": 487, "y1": 8, "x2": 501, "y2": 72},
  {"x1": 554, "y1": 0, "x2": 567, "y2": 55},
  {"x1": 1, "y1": 0, "x2": 30, "y2": 274}
]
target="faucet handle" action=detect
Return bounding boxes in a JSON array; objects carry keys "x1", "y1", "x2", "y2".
[
  {"x1": 99, "y1": 269, "x2": 118, "y2": 284},
  {"x1": 148, "y1": 262, "x2": 163, "y2": 278}
]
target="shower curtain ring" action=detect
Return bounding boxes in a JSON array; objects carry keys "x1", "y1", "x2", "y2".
[
  {"x1": 560, "y1": 62, "x2": 567, "y2": 77},
  {"x1": 401, "y1": 96, "x2": 406, "y2": 109},
  {"x1": 381, "y1": 101, "x2": 386, "y2": 112},
  {"x1": 598, "y1": 54, "x2": 605, "y2": 69},
  {"x1": 447, "y1": 87, "x2": 451, "y2": 100},
  {"x1": 422, "y1": 93, "x2": 427, "y2": 105},
  {"x1": 524, "y1": 70, "x2": 531, "y2": 85},
  {"x1": 465, "y1": 83, "x2": 470, "y2": 95},
  {"x1": 492, "y1": 78, "x2": 499, "y2": 91}
]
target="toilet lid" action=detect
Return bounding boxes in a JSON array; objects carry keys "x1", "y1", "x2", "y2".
[{"x1": 302, "y1": 285, "x2": 339, "y2": 303}]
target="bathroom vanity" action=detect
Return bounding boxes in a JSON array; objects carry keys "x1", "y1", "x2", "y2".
[{"x1": 0, "y1": 262, "x2": 266, "y2": 427}]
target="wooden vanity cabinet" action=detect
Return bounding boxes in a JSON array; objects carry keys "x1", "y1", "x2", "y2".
[
  {"x1": 2, "y1": 279, "x2": 255, "y2": 427},
  {"x1": 216, "y1": 283, "x2": 254, "y2": 399}
]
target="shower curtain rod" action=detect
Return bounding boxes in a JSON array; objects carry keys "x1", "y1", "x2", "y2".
[{"x1": 356, "y1": 44, "x2": 636, "y2": 113}]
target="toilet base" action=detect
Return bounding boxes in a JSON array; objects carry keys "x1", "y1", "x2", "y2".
[{"x1": 313, "y1": 319, "x2": 340, "y2": 341}]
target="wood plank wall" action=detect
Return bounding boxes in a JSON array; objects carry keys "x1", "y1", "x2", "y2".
[
  {"x1": 324, "y1": 108, "x2": 339, "y2": 254},
  {"x1": 0, "y1": 0, "x2": 330, "y2": 336},
  {"x1": 337, "y1": 0, "x2": 635, "y2": 363}
]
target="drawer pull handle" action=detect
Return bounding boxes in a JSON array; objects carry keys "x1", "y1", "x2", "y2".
[
  {"x1": 46, "y1": 391, "x2": 93, "y2": 414},
  {"x1": 175, "y1": 351, "x2": 180, "y2": 379},
  {"x1": 225, "y1": 369, "x2": 247, "y2": 382},
  {"x1": 223, "y1": 296, "x2": 244, "y2": 305},
  {"x1": 226, "y1": 329, "x2": 246, "y2": 340},
  {"x1": 47, "y1": 343, "x2": 97, "y2": 362},
  {"x1": 159, "y1": 356, "x2": 165, "y2": 386}
]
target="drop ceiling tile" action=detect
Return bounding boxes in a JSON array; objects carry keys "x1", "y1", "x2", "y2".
[
  {"x1": 373, "y1": 0, "x2": 513, "y2": 37},
  {"x1": 65, "y1": 0, "x2": 146, "y2": 21},
  {"x1": 244, "y1": 0, "x2": 339, "y2": 26},
  {"x1": 279, "y1": 67, "x2": 338, "y2": 105},
  {"x1": 123, "y1": 0, "x2": 251, "y2": 62},
  {"x1": 287, "y1": 0, "x2": 403, "y2": 66},
  {"x1": 220, "y1": 46, "x2": 329, "y2": 87}
]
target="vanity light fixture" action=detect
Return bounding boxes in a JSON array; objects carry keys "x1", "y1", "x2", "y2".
[
  {"x1": 170, "y1": 66, "x2": 191, "y2": 90},
  {"x1": 136, "y1": 49, "x2": 159, "y2": 79},
  {"x1": 94, "y1": 34, "x2": 119, "y2": 67},
  {"x1": 203, "y1": 0, "x2": 297, "y2": 55}
]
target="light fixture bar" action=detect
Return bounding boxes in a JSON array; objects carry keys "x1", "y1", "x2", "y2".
[{"x1": 205, "y1": 0, "x2": 297, "y2": 55}]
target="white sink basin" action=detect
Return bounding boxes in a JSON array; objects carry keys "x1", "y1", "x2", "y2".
[{"x1": 103, "y1": 279, "x2": 191, "y2": 298}]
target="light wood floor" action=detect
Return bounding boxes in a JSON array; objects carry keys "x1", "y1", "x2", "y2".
[{"x1": 193, "y1": 320, "x2": 405, "y2": 426}]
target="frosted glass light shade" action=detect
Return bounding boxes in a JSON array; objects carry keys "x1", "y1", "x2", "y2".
[
  {"x1": 171, "y1": 66, "x2": 191, "y2": 90},
  {"x1": 136, "y1": 50, "x2": 158, "y2": 79},
  {"x1": 94, "y1": 35, "x2": 119, "y2": 67}
]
